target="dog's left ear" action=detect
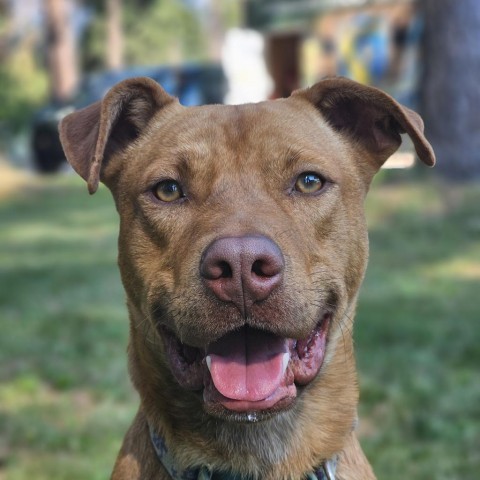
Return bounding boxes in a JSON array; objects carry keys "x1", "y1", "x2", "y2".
[
  {"x1": 59, "y1": 77, "x2": 177, "y2": 194},
  {"x1": 292, "y1": 77, "x2": 435, "y2": 171}
]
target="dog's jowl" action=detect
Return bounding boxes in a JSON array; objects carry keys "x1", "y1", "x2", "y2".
[{"x1": 59, "y1": 77, "x2": 434, "y2": 480}]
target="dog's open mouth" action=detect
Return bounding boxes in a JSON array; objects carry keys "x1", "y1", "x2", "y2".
[{"x1": 160, "y1": 314, "x2": 330, "y2": 415}]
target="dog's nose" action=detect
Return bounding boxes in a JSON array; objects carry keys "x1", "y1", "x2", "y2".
[{"x1": 200, "y1": 236, "x2": 284, "y2": 317}]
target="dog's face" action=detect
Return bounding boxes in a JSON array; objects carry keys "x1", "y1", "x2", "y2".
[
  {"x1": 60, "y1": 77, "x2": 434, "y2": 472},
  {"x1": 116, "y1": 98, "x2": 371, "y2": 419}
]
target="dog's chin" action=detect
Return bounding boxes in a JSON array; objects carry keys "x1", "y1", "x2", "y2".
[{"x1": 159, "y1": 313, "x2": 331, "y2": 421}]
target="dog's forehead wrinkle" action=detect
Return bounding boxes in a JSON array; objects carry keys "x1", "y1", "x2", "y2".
[
  {"x1": 135, "y1": 103, "x2": 356, "y2": 197},
  {"x1": 166, "y1": 101, "x2": 297, "y2": 147}
]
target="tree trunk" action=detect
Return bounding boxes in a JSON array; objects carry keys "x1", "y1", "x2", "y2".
[
  {"x1": 0, "y1": 0, "x2": 11, "y2": 61},
  {"x1": 207, "y1": 0, "x2": 224, "y2": 61},
  {"x1": 421, "y1": 0, "x2": 480, "y2": 180},
  {"x1": 107, "y1": 0, "x2": 123, "y2": 70},
  {"x1": 45, "y1": 0, "x2": 78, "y2": 103}
]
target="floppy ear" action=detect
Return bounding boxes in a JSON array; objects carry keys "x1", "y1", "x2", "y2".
[
  {"x1": 59, "y1": 77, "x2": 177, "y2": 194},
  {"x1": 292, "y1": 77, "x2": 435, "y2": 170}
]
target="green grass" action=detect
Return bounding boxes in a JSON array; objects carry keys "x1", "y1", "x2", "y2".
[
  {"x1": 1, "y1": 172, "x2": 479, "y2": 479},
  {"x1": 0, "y1": 176, "x2": 134, "y2": 479},
  {"x1": 357, "y1": 176, "x2": 480, "y2": 478}
]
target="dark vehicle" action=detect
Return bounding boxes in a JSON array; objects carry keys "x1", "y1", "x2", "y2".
[{"x1": 32, "y1": 64, "x2": 227, "y2": 173}]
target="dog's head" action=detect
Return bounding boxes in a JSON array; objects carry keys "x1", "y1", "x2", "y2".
[{"x1": 60, "y1": 77, "x2": 434, "y2": 472}]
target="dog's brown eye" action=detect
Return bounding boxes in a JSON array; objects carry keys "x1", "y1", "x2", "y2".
[
  {"x1": 294, "y1": 172, "x2": 324, "y2": 194},
  {"x1": 153, "y1": 180, "x2": 184, "y2": 202}
]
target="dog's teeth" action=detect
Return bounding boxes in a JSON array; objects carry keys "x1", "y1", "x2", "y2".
[
  {"x1": 206, "y1": 355, "x2": 212, "y2": 372},
  {"x1": 282, "y1": 352, "x2": 290, "y2": 374}
]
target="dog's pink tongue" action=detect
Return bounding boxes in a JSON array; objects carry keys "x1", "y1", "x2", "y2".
[{"x1": 207, "y1": 328, "x2": 288, "y2": 402}]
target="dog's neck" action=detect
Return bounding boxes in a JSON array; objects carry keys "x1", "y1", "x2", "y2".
[{"x1": 149, "y1": 424, "x2": 338, "y2": 480}]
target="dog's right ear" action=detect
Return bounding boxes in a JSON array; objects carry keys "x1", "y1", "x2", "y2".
[{"x1": 59, "y1": 77, "x2": 176, "y2": 194}]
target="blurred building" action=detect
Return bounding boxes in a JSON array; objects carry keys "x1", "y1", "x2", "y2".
[{"x1": 245, "y1": 0, "x2": 422, "y2": 109}]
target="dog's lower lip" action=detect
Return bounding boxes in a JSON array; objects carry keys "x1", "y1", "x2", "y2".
[{"x1": 159, "y1": 314, "x2": 331, "y2": 414}]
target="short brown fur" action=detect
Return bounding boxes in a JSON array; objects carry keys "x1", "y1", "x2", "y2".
[{"x1": 59, "y1": 77, "x2": 434, "y2": 480}]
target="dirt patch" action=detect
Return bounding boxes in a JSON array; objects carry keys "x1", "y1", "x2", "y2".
[{"x1": 0, "y1": 161, "x2": 35, "y2": 200}]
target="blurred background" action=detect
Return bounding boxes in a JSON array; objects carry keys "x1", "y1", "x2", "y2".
[{"x1": 0, "y1": 0, "x2": 479, "y2": 479}]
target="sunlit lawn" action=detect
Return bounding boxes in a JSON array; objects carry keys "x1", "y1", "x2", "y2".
[{"x1": 0, "y1": 169, "x2": 479, "y2": 479}]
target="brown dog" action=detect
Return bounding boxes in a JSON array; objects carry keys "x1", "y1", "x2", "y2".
[{"x1": 59, "y1": 77, "x2": 434, "y2": 480}]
